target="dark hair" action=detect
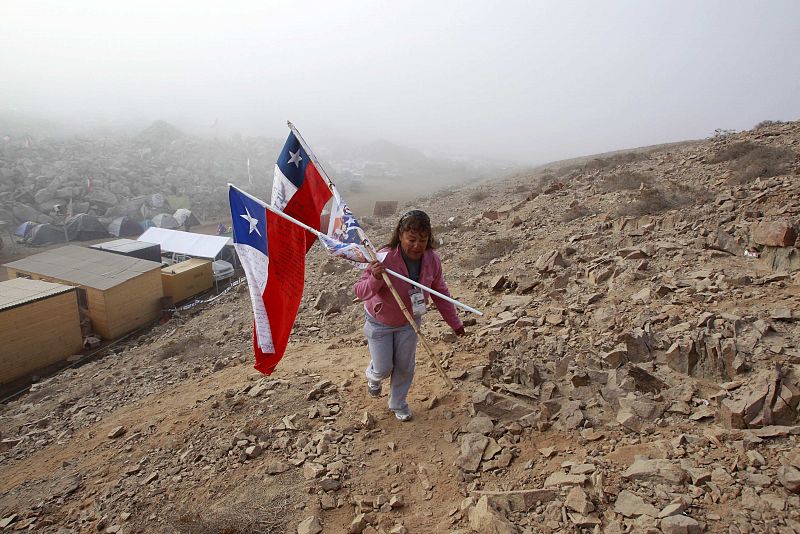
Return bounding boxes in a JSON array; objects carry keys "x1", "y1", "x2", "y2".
[{"x1": 386, "y1": 209, "x2": 436, "y2": 249}]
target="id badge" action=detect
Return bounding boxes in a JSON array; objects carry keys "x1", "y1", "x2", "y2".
[{"x1": 409, "y1": 288, "x2": 427, "y2": 316}]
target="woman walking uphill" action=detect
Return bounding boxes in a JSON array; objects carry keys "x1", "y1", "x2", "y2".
[{"x1": 354, "y1": 210, "x2": 465, "y2": 422}]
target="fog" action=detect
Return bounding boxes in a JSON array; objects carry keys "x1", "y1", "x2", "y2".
[{"x1": 2, "y1": 1, "x2": 799, "y2": 165}]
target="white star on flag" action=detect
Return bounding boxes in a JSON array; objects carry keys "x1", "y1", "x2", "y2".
[
  {"x1": 288, "y1": 149, "x2": 302, "y2": 167},
  {"x1": 240, "y1": 207, "x2": 262, "y2": 237}
]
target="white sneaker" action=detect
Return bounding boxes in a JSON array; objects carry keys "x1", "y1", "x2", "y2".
[
  {"x1": 367, "y1": 380, "x2": 382, "y2": 398},
  {"x1": 393, "y1": 408, "x2": 412, "y2": 422}
]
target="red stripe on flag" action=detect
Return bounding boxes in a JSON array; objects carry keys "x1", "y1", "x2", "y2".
[
  {"x1": 284, "y1": 162, "x2": 333, "y2": 252},
  {"x1": 252, "y1": 210, "x2": 307, "y2": 375}
]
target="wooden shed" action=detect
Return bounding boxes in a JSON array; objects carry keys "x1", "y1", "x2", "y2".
[
  {"x1": 0, "y1": 278, "x2": 83, "y2": 385},
  {"x1": 373, "y1": 200, "x2": 398, "y2": 217},
  {"x1": 161, "y1": 258, "x2": 213, "y2": 304},
  {"x1": 3, "y1": 245, "x2": 164, "y2": 340}
]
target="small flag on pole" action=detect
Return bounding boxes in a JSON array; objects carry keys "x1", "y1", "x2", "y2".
[
  {"x1": 317, "y1": 189, "x2": 376, "y2": 268},
  {"x1": 229, "y1": 185, "x2": 308, "y2": 375}
]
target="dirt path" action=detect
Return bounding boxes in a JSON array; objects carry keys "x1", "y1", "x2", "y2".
[{"x1": 0, "y1": 330, "x2": 488, "y2": 532}]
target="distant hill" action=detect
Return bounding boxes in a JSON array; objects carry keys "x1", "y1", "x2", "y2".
[{"x1": 0, "y1": 111, "x2": 64, "y2": 138}]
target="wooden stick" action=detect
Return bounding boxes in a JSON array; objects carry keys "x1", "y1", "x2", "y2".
[{"x1": 233, "y1": 184, "x2": 479, "y2": 314}]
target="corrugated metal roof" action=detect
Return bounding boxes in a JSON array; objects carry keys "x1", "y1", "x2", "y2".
[
  {"x1": 91, "y1": 238, "x2": 159, "y2": 254},
  {"x1": 0, "y1": 278, "x2": 77, "y2": 311},
  {"x1": 2, "y1": 245, "x2": 163, "y2": 291}
]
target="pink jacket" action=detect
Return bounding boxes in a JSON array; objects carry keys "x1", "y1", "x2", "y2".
[{"x1": 354, "y1": 246, "x2": 463, "y2": 331}]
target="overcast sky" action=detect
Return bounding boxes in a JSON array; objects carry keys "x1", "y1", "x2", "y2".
[{"x1": 1, "y1": 1, "x2": 799, "y2": 164}]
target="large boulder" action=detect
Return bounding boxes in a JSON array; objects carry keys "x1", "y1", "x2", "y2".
[
  {"x1": 12, "y1": 204, "x2": 52, "y2": 224},
  {"x1": 752, "y1": 220, "x2": 797, "y2": 247},
  {"x1": 778, "y1": 465, "x2": 800, "y2": 493},
  {"x1": 468, "y1": 495, "x2": 518, "y2": 534},
  {"x1": 38, "y1": 198, "x2": 68, "y2": 214},
  {"x1": 624, "y1": 328, "x2": 653, "y2": 363},
  {"x1": 622, "y1": 458, "x2": 687, "y2": 485},
  {"x1": 313, "y1": 289, "x2": 352, "y2": 314},
  {"x1": 660, "y1": 514, "x2": 702, "y2": 534},
  {"x1": 33, "y1": 187, "x2": 56, "y2": 204},
  {"x1": 716, "y1": 370, "x2": 799, "y2": 429},
  {"x1": 455, "y1": 433, "x2": 489, "y2": 472},
  {"x1": 666, "y1": 334, "x2": 743, "y2": 381},
  {"x1": 759, "y1": 246, "x2": 800, "y2": 273},
  {"x1": 603, "y1": 363, "x2": 666, "y2": 407},
  {"x1": 617, "y1": 393, "x2": 665, "y2": 431},
  {"x1": 86, "y1": 188, "x2": 118, "y2": 207},
  {"x1": 710, "y1": 228, "x2": 744, "y2": 255}
]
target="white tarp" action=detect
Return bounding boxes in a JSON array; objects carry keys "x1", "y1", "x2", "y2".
[{"x1": 138, "y1": 227, "x2": 230, "y2": 259}]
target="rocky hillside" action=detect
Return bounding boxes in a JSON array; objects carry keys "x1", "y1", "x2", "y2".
[
  {"x1": 0, "y1": 120, "x2": 496, "y2": 229},
  {"x1": 1, "y1": 120, "x2": 799, "y2": 533},
  {"x1": 0, "y1": 121, "x2": 281, "y2": 226}
]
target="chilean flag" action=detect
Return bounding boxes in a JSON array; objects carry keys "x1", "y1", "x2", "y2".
[
  {"x1": 271, "y1": 132, "x2": 332, "y2": 251},
  {"x1": 229, "y1": 185, "x2": 307, "y2": 375}
]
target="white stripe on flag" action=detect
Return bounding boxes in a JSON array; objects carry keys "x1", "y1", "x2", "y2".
[
  {"x1": 271, "y1": 164, "x2": 298, "y2": 212},
  {"x1": 235, "y1": 243, "x2": 274, "y2": 353}
]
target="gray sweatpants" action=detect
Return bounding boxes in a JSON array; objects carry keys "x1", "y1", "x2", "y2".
[{"x1": 364, "y1": 313, "x2": 420, "y2": 412}]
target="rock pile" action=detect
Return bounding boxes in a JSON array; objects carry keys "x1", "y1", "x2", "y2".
[
  {"x1": 0, "y1": 121, "x2": 280, "y2": 226},
  {"x1": 0, "y1": 120, "x2": 799, "y2": 532}
]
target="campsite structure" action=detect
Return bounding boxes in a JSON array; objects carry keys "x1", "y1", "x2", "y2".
[
  {"x1": 372, "y1": 200, "x2": 398, "y2": 217},
  {"x1": 137, "y1": 227, "x2": 236, "y2": 280},
  {"x1": 138, "y1": 227, "x2": 231, "y2": 261},
  {"x1": 90, "y1": 239, "x2": 162, "y2": 263},
  {"x1": 172, "y1": 209, "x2": 200, "y2": 230},
  {"x1": 23, "y1": 223, "x2": 66, "y2": 246},
  {"x1": 64, "y1": 214, "x2": 108, "y2": 241},
  {"x1": 106, "y1": 216, "x2": 143, "y2": 238},
  {"x1": 150, "y1": 213, "x2": 180, "y2": 229},
  {"x1": 0, "y1": 278, "x2": 83, "y2": 385},
  {"x1": 3, "y1": 245, "x2": 164, "y2": 340},
  {"x1": 160, "y1": 258, "x2": 213, "y2": 304}
]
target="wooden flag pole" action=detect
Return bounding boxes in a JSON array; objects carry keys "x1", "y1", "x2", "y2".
[
  {"x1": 230, "y1": 184, "x2": 479, "y2": 315},
  {"x1": 284, "y1": 123, "x2": 457, "y2": 390}
]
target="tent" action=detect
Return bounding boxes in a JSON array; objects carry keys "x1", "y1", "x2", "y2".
[
  {"x1": 65, "y1": 214, "x2": 109, "y2": 241},
  {"x1": 14, "y1": 221, "x2": 36, "y2": 238},
  {"x1": 173, "y1": 209, "x2": 200, "y2": 228},
  {"x1": 26, "y1": 224, "x2": 66, "y2": 246},
  {"x1": 107, "y1": 216, "x2": 143, "y2": 237},
  {"x1": 151, "y1": 213, "x2": 180, "y2": 229}
]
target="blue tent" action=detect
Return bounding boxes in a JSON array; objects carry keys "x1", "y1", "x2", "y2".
[
  {"x1": 65, "y1": 214, "x2": 108, "y2": 241},
  {"x1": 14, "y1": 221, "x2": 36, "y2": 238},
  {"x1": 26, "y1": 224, "x2": 66, "y2": 246},
  {"x1": 107, "y1": 216, "x2": 143, "y2": 237}
]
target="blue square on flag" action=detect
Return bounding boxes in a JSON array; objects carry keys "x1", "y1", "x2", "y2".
[{"x1": 231, "y1": 189, "x2": 268, "y2": 256}]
